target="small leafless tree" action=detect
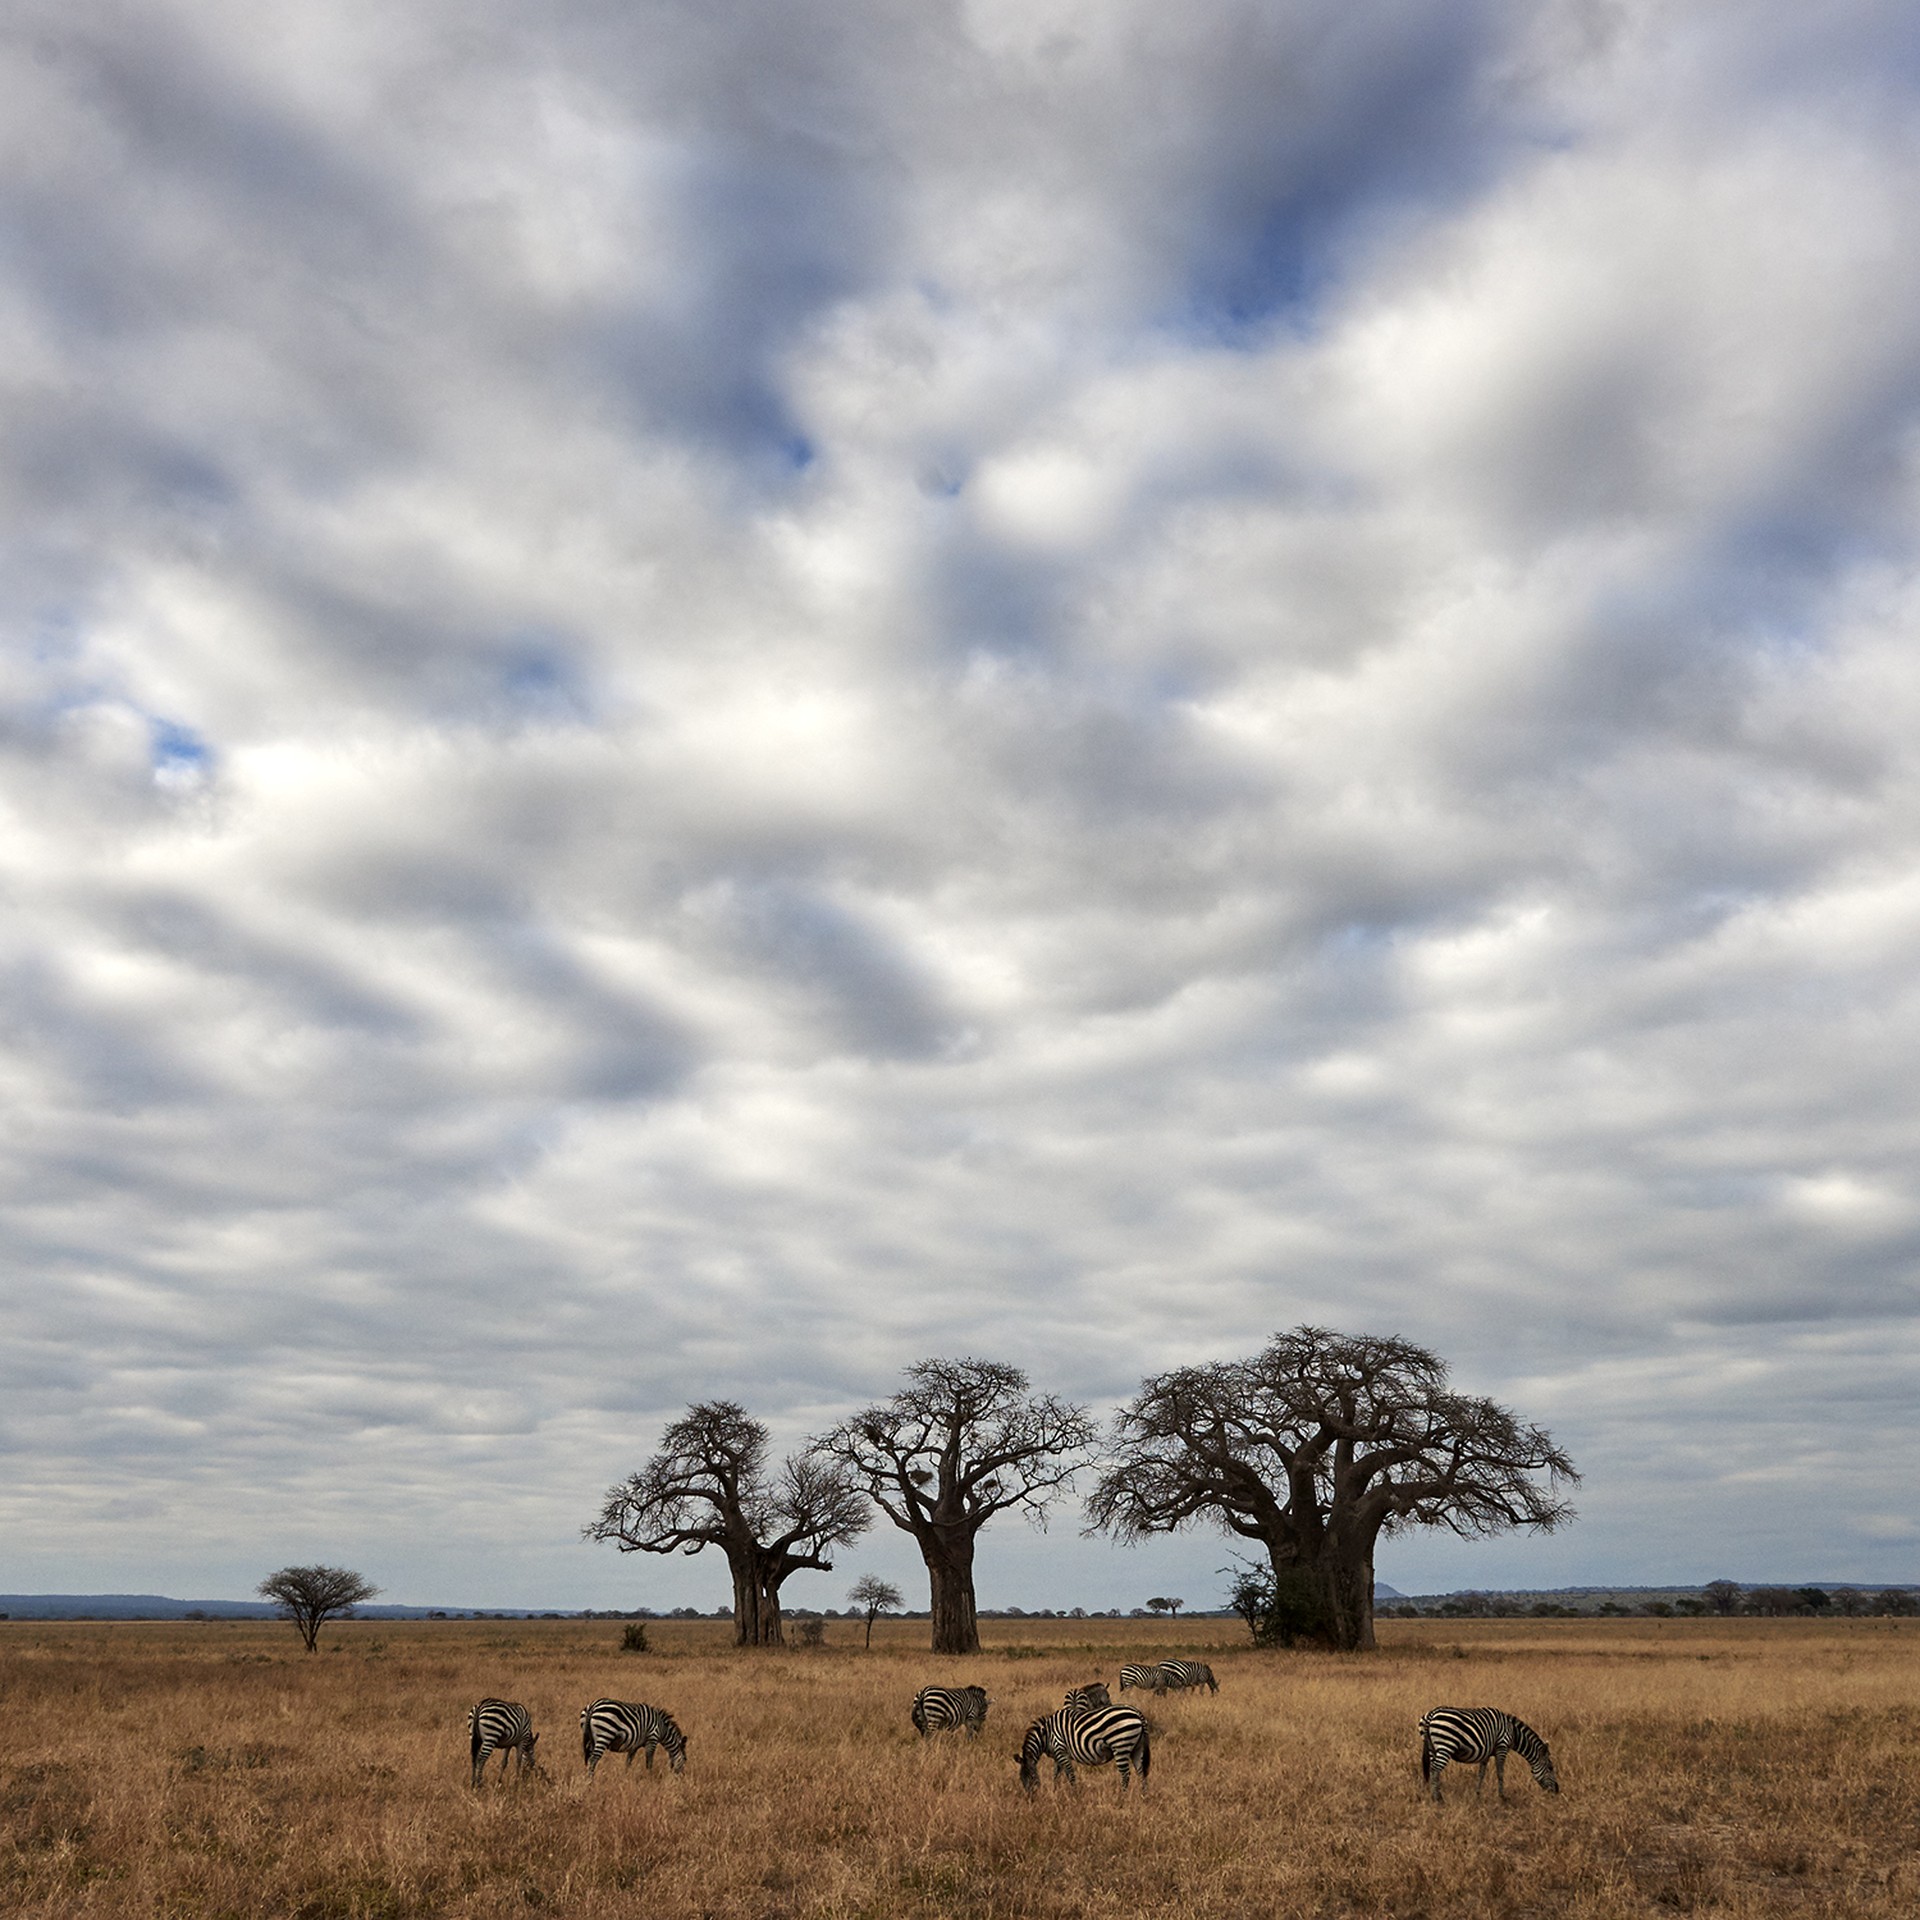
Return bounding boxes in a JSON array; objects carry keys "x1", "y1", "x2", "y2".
[
  {"x1": 813, "y1": 1358, "x2": 1096, "y2": 1655},
  {"x1": 257, "y1": 1565, "x2": 380, "y2": 1653},
  {"x1": 586, "y1": 1401, "x2": 868, "y2": 1647},
  {"x1": 1088, "y1": 1326, "x2": 1577, "y2": 1652},
  {"x1": 847, "y1": 1574, "x2": 905, "y2": 1648}
]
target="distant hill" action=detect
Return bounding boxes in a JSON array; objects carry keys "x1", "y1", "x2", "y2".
[{"x1": 0, "y1": 1595, "x2": 560, "y2": 1621}]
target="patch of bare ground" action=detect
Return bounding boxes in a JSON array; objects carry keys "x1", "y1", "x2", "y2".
[{"x1": 1, "y1": 1615, "x2": 1916, "y2": 1917}]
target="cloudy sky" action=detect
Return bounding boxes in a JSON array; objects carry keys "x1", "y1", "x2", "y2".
[{"x1": 5, "y1": 0, "x2": 1920, "y2": 1612}]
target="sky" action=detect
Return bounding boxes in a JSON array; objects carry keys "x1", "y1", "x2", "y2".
[{"x1": 4, "y1": 0, "x2": 1920, "y2": 1613}]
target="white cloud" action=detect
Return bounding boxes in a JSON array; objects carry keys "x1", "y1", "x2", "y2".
[{"x1": 2, "y1": 0, "x2": 1919, "y2": 1608}]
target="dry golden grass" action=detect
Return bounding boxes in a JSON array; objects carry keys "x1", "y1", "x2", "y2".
[{"x1": 3, "y1": 1613, "x2": 1917, "y2": 1917}]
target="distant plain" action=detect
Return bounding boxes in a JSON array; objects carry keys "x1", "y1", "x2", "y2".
[{"x1": 3, "y1": 1614, "x2": 1915, "y2": 1917}]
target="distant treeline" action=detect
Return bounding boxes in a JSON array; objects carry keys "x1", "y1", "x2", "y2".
[{"x1": 1381, "y1": 1583, "x2": 1917, "y2": 1620}]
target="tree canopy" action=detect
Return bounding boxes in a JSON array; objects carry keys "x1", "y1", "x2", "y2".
[
  {"x1": 813, "y1": 1358, "x2": 1095, "y2": 1654},
  {"x1": 257, "y1": 1565, "x2": 380, "y2": 1653},
  {"x1": 587, "y1": 1400, "x2": 867, "y2": 1646},
  {"x1": 1088, "y1": 1326, "x2": 1577, "y2": 1650}
]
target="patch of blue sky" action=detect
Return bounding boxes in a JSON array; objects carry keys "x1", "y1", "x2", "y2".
[
  {"x1": 498, "y1": 639, "x2": 594, "y2": 727},
  {"x1": 148, "y1": 716, "x2": 212, "y2": 787}
]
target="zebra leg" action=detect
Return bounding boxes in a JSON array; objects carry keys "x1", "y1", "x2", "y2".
[
  {"x1": 624, "y1": 1747, "x2": 637, "y2": 1769},
  {"x1": 471, "y1": 1744, "x2": 489, "y2": 1789},
  {"x1": 1475, "y1": 1759, "x2": 1489, "y2": 1798},
  {"x1": 1495, "y1": 1750, "x2": 1508, "y2": 1802},
  {"x1": 1428, "y1": 1754, "x2": 1447, "y2": 1803},
  {"x1": 645, "y1": 1742, "x2": 656, "y2": 1768}
]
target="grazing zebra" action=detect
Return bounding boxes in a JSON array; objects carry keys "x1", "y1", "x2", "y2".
[
  {"x1": 1119, "y1": 1660, "x2": 1218, "y2": 1695},
  {"x1": 1152, "y1": 1660, "x2": 1218, "y2": 1694},
  {"x1": 1015, "y1": 1707, "x2": 1151, "y2": 1792},
  {"x1": 468, "y1": 1698, "x2": 539, "y2": 1786},
  {"x1": 1063, "y1": 1682, "x2": 1111, "y2": 1710},
  {"x1": 581, "y1": 1698, "x2": 688, "y2": 1777},
  {"x1": 1419, "y1": 1707, "x2": 1560, "y2": 1802},
  {"x1": 911, "y1": 1684, "x2": 990, "y2": 1738}
]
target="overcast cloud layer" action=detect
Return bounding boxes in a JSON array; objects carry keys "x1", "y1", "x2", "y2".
[{"x1": 5, "y1": 0, "x2": 1920, "y2": 1611}]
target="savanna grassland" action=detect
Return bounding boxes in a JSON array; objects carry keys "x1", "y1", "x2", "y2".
[{"x1": 3, "y1": 1613, "x2": 1916, "y2": 1919}]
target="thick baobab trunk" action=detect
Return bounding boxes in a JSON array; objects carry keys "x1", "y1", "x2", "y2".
[
  {"x1": 728, "y1": 1552, "x2": 787, "y2": 1646},
  {"x1": 1318, "y1": 1549, "x2": 1376, "y2": 1652},
  {"x1": 924, "y1": 1538, "x2": 979, "y2": 1655},
  {"x1": 1263, "y1": 1541, "x2": 1377, "y2": 1652}
]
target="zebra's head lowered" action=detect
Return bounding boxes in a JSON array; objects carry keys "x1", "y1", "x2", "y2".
[
  {"x1": 1013, "y1": 1715, "x2": 1053, "y2": 1793},
  {"x1": 1064, "y1": 1682, "x2": 1110, "y2": 1711},
  {"x1": 1523, "y1": 1732, "x2": 1559, "y2": 1794}
]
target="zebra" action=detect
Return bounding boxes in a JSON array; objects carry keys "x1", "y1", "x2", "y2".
[
  {"x1": 1119, "y1": 1660, "x2": 1217, "y2": 1694},
  {"x1": 1153, "y1": 1660, "x2": 1218, "y2": 1694},
  {"x1": 468, "y1": 1698, "x2": 539, "y2": 1786},
  {"x1": 1419, "y1": 1707, "x2": 1560, "y2": 1802},
  {"x1": 911, "y1": 1684, "x2": 990, "y2": 1738},
  {"x1": 1063, "y1": 1682, "x2": 1111, "y2": 1710},
  {"x1": 581, "y1": 1698, "x2": 688, "y2": 1777},
  {"x1": 1014, "y1": 1706, "x2": 1151, "y2": 1793}
]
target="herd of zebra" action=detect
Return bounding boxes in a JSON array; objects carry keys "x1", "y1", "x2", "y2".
[{"x1": 472, "y1": 1661, "x2": 1559, "y2": 1805}]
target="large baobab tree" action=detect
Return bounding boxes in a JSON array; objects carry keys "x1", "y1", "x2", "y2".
[
  {"x1": 1088, "y1": 1327, "x2": 1577, "y2": 1653},
  {"x1": 813, "y1": 1358, "x2": 1095, "y2": 1655},
  {"x1": 586, "y1": 1401, "x2": 868, "y2": 1646}
]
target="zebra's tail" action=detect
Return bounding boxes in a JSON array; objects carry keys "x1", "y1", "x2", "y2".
[
  {"x1": 1138, "y1": 1727, "x2": 1151, "y2": 1781},
  {"x1": 1419, "y1": 1718, "x2": 1433, "y2": 1786},
  {"x1": 581, "y1": 1713, "x2": 594, "y2": 1767},
  {"x1": 469, "y1": 1707, "x2": 482, "y2": 1768}
]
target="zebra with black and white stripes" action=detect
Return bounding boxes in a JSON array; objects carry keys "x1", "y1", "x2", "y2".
[
  {"x1": 468, "y1": 1698, "x2": 539, "y2": 1786},
  {"x1": 1152, "y1": 1660, "x2": 1218, "y2": 1694},
  {"x1": 1419, "y1": 1707, "x2": 1559, "y2": 1802},
  {"x1": 1119, "y1": 1660, "x2": 1217, "y2": 1695},
  {"x1": 1063, "y1": 1682, "x2": 1111, "y2": 1710},
  {"x1": 911, "y1": 1684, "x2": 990, "y2": 1738},
  {"x1": 1015, "y1": 1706, "x2": 1151, "y2": 1792},
  {"x1": 581, "y1": 1698, "x2": 688, "y2": 1777}
]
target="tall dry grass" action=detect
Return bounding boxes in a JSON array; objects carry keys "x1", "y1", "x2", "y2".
[{"x1": 3, "y1": 1613, "x2": 1917, "y2": 1917}]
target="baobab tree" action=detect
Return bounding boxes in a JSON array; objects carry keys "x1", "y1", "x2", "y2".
[
  {"x1": 813, "y1": 1358, "x2": 1095, "y2": 1655},
  {"x1": 586, "y1": 1401, "x2": 868, "y2": 1646},
  {"x1": 1088, "y1": 1327, "x2": 1577, "y2": 1652}
]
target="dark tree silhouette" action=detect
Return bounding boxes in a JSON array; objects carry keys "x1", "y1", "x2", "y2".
[
  {"x1": 813, "y1": 1359, "x2": 1096, "y2": 1654},
  {"x1": 846, "y1": 1573, "x2": 905, "y2": 1648},
  {"x1": 1146, "y1": 1596, "x2": 1184, "y2": 1619},
  {"x1": 1703, "y1": 1579, "x2": 1743, "y2": 1616},
  {"x1": 586, "y1": 1401, "x2": 868, "y2": 1646},
  {"x1": 257, "y1": 1565, "x2": 380, "y2": 1653},
  {"x1": 1088, "y1": 1327, "x2": 1577, "y2": 1652}
]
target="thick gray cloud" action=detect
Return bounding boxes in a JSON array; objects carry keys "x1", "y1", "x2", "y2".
[{"x1": 3, "y1": 0, "x2": 1919, "y2": 1609}]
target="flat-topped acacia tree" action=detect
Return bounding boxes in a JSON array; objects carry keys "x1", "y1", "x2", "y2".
[
  {"x1": 586, "y1": 1401, "x2": 868, "y2": 1647},
  {"x1": 257, "y1": 1565, "x2": 380, "y2": 1653},
  {"x1": 1088, "y1": 1326, "x2": 1578, "y2": 1652},
  {"x1": 813, "y1": 1358, "x2": 1095, "y2": 1655}
]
